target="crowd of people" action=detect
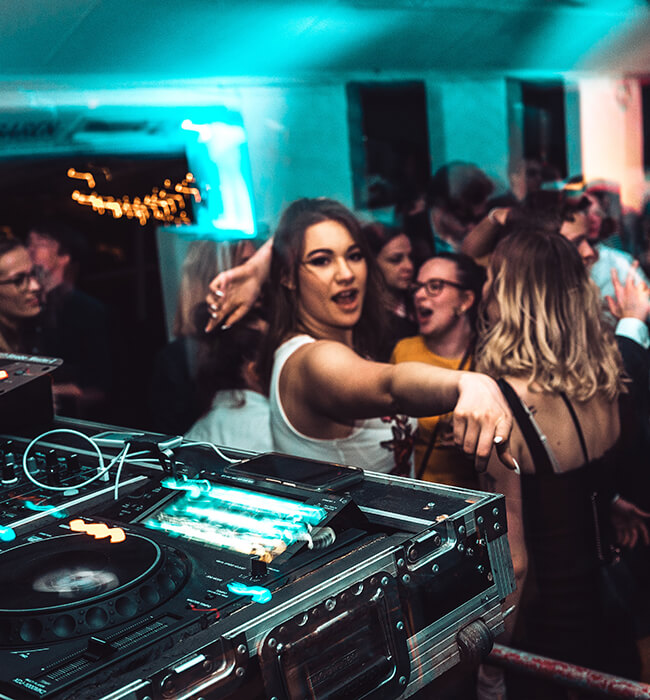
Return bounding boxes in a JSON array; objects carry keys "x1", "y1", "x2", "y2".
[
  {"x1": 1, "y1": 159, "x2": 650, "y2": 697},
  {"x1": 0, "y1": 222, "x2": 111, "y2": 418},
  {"x1": 195, "y1": 166, "x2": 650, "y2": 698}
]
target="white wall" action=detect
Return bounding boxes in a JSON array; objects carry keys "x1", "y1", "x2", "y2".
[
  {"x1": 239, "y1": 76, "x2": 512, "y2": 228},
  {"x1": 427, "y1": 79, "x2": 510, "y2": 192},
  {"x1": 239, "y1": 84, "x2": 354, "y2": 230},
  {"x1": 579, "y1": 76, "x2": 645, "y2": 210}
]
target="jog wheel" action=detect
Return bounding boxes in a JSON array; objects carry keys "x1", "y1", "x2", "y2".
[{"x1": 0, "y1": 531, "x2": 189, "y2": 645}]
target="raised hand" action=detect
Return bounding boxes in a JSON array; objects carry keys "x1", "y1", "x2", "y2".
[{"x1": 606, "y1": 261, "x2": 650, "y2": 322}]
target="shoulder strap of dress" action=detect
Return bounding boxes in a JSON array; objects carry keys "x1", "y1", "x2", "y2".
[
  {"x1": 558, "y1": 392, "x2": 590, "y2": 463},
  {"x1": 497, "y1": 378, "x2": 561, "y2": 475},
  {"x1": 416, "y1": 342, "x2": 473, "y2": 480}
]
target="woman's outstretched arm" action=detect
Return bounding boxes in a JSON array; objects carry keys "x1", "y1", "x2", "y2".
[{"x1": 288, "y1": 340, "x2": 515, "y2": 472}]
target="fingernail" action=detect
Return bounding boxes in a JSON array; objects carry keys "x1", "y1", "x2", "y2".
[
  {"x1": 221, "y1": 324, "x2": 230, "y2": 330},
  {"x1": 512, "y1": 458, "x2": 520, "y2": 475},
  {"x1": 493, "y1": 436, "x2": 503, "y2": 445},
  {"x1": 214, "y1": 289, "x2": 225, "y2": 298},
  {"x1": 209, "y1": 303, "x2": 218, "y2": 312}
]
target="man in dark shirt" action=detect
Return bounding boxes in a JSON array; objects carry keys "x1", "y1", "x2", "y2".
[{"x1": 27, "y1": 223, "x2": 111, "y2": 419}]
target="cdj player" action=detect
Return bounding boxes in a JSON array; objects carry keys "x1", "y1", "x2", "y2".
[{"x1": 0, "y1": 354, "x2": 515, "y2": 700}]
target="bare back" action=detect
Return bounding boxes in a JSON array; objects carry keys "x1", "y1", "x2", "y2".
[{"x1": 504, "y1": 376, "x2": 620, "y2": 474}]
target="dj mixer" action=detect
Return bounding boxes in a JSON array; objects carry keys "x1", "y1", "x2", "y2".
[{"x1": 0, "y1": 353, "x2": 516, "y2": 700}]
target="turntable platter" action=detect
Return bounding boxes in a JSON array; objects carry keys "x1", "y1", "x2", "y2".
[
  {"x1": 0, "y1": 532, "x2": 190, "y2": 645},
  {"x1": 0, "y1": 533, "x2": 160, "y2": 611}
]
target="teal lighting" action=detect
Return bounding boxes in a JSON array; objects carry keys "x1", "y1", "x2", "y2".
[
  {"x1": 0, "y1": 526, "x2": 15, "y2": 542},
  {"x1": 144, "y1": 478, "x2": 327, "y2": 560},
  {"x1": 182, "y1": 115, "x2": 256, "y2": 241},
  {"x1": 160, "y1": 478, "x2": 326, "y2": 524},
  {"x1": 516, "y1": 5, "x2": 640, "y2": 73},
  {"x1": 23, "y1": 501, "x2": 67, "y2": 518},
  {"x1": 227, "y1": 581, "x2": 272, "y2": 604}
]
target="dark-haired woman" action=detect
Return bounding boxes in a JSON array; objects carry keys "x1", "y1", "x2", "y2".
[
  {"x1": 185, "y1": 319, "x2": 272, "y2": 453},
  {"x1": 235, "y1": 197, "x2": 515, "y2": 475},
  {"x1": 391, "y1": 252, "x2": 485, "y2": 488},
  {"x1": 361, "y1": 221, "x2": 418, "y2": 361}
]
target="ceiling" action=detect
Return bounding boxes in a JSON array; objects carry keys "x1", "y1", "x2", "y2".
[{"x1": 2, "y1": 0, "x2": 650, "y2": 89}]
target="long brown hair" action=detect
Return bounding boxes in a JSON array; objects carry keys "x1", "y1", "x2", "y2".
[
  {"x1": 476, "y1": 229, "x2": 624, "y2": 402},
  {"x1": 259, "y1": 198, "x2": 389, "y2": 389}
]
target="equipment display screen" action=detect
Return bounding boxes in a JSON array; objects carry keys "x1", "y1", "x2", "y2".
[
  {"x1": 224, "y1": 453, "x2": 364, "y2": 492},
  {"x1": 141, "y1": 478, "x2": 328, "y2": 562}
]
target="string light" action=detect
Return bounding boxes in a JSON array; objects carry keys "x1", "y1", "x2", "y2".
[{"x1": 68, "y1": 169, "x2": 200, "y2": 226}]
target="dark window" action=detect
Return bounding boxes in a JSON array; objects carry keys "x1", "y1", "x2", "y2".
[
  {"x1": 520, "y1": 81, "x2": 568, "y2": 179},
  {"x1": 347, "y1": 82, "x2": 431, "y2": 210}
]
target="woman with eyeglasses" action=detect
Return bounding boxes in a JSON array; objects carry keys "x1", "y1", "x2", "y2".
[
  {"x1": 0, "y1": 237, "x2": 41, "y2": 353},
  {"x1": 391, "y1": 252, "x2": 486, "y2": 488},
  {"x1": 212, "y1": 197, "x2": 515, "y2": 476}
]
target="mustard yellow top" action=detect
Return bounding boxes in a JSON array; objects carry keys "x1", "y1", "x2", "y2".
[{"x1": 391, "y1": 335, "x2": 478, "y2": 490}]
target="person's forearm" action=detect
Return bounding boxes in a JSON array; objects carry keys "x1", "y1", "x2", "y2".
[
  {"x1": 461, "y1": 208, "x2": 507, "y2": 258},
  {"x1": 387, "y1": 361, "x2": 461, "y2": 416},
  {"x1": 247, "y1": 237, "x2": 273, "y2": 281}
]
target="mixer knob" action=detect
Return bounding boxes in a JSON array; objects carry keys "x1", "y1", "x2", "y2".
[
  {"x1": 68, "y1": 453, "x2": 80, "y2": 476},
  {"x1": 2, "y1": 440, "x2": 16, "y2": 481},
  {"x1": 1, "y1": 453, "x2": 17, "y2": 485},
  {"x1": 25, "y1": 456, "x2": 37, "y2": 476},
  {"x1": 46, "y1": 451, "x2": 60, "y2": 486}
]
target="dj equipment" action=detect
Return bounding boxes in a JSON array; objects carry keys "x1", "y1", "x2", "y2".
[
  {"x1": 0, "y1": 354, "x2": 515, "y2": 700},
  {"x1": 0, "y1": 353, "x2": 61, "y2": 431}
]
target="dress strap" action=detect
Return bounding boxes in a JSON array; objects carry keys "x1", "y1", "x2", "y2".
[
  {"x1": 497, "y1": 378, "x2": 561, "y2": 475},
  {"x1": 416, "y1": 346, "x2": 473, "y2": 480},
  {"x1": 559, "y1": 392, "x2": 590, "y2": 463}
]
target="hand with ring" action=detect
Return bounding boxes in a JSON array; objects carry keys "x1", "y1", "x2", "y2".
[{"x1": 204, "y1": 238, "x2": 273, "y2": 331}]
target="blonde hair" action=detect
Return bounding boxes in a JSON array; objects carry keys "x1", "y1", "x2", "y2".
[{"x1": 476, "y1": 230, "x2": 625, "y2": 402}]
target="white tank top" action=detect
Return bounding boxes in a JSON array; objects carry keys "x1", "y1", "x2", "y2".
[{"x1": 270, "y1": 335, "x2": 415, "y2": 475}]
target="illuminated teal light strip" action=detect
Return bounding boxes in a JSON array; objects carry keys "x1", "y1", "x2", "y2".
[
  {"x1": 144, "y1": 516, "x2": 288, "y2": 557},
  {"x1": 161, "y1": 478, "x2": 327, "y2": 524},
  {"x1": 181, "y1": 503, "x2": 310, "y2": 542},
  {"x1": 23, "y1": 501, "x2": 68, "y2": 519}
]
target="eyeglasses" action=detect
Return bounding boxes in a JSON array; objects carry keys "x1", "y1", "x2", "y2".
[
  {"x1": 0, "y1": 268, "x2": 40, "y2": 289},
  {"x1": 409, "y1": 278, "x2": 465, "y2": 297}
]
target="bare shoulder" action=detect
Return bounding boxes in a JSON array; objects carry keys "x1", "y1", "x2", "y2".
[
  {"x1": 499, "y1": 376, "x2": 620, "y2": 470},
  {"x1": 283, "y1": 338, "x2": 389, "y2": 399},
  {"x1": 290, "y1": 339, "x2": 365, "y2": 374}
]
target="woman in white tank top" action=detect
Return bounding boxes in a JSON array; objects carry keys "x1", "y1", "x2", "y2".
[{"x1": 208, "y1": 198, "x2": 517, "y2": 475}]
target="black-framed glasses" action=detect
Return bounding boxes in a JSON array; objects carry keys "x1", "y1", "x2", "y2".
[
  {"x1": 0, "y1": 268, "x2": 40, "y2": 289},
  {"x1": 409, "y1": 278, "x2": 465, "y2": 297}
]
